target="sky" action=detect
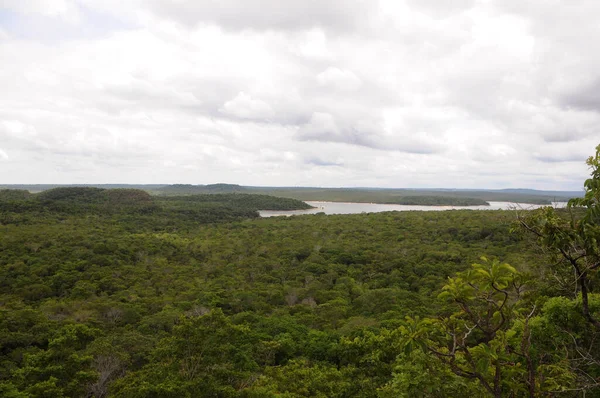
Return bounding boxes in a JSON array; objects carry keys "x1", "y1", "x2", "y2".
[{"x1": 0, "y1": 0, "x2": 599, "y2": 189}]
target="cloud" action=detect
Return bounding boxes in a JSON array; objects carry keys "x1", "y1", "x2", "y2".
[
  {"x1": 2, "y1": 0, "x2": 74, "y2": 17},
  {"x1": 296, "y1": 112, "x2": 339, "y2": 139},
  {"x1": 0, "y1": 120, "x2": 44, "y2": 151},
  {"x1": 219, "y1": 92, "x2": 275, "y2": 120},
  {"x1": 316, "y1": 67, "x2": 362, "y2": 91},
  {"x1": 295, "y1": 112, "x2": 444, "y2": 154},
  {"x1": 502, "y1": 102, "x2": 600, "y2": 143},
  {"x1": 295, "y1": 112, "x2": 384, "y2": 149},
  {"x1": 0, "y1": 0, "x2": 598, "y2": 189},
  {"x1": 305, "y1": 156, "x2": 343, "y2": 167},
  {"x1": 402, "y1": 0, "x2": 477, "y2": 19},
  {"x1": 143, "y1": 0, "x2": 372, "y2": 32},
  {"x1": 534, "y1": 142, "x2": 592, "y2": 163},
  {"x1": 557, "y1": 78, "x2": 600, "y2": 112}
]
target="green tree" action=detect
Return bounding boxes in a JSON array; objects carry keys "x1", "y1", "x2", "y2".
[
  {"x1": 397, "y1": 258, "x2": 576, "y2": 397},
  {"x1": 111, "y1": 309, "x2": 260, "y2": 397},
  {"x1": 244, "y1": 359, "x2": 354, "y2": 398},
  {"x1": 379, "y1": 350, "x2": 485, "y2": 397},
  {"x1": 11, "y1": 324, "x2": 100, "y2": 397},
  {"x1": 517, "y1": 144, "x2": 600, "y2": 329}
]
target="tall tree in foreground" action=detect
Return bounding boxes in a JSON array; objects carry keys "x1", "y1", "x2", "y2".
[
  {"x1": 394, "y1": 145, "x2": 600, "y2": 396},
  {"x1": 516, "y1": 144, "x2": 600, "y2": 329},
  {"x1": 394, "y1": 259, "x2": 578, "y2": 397}
]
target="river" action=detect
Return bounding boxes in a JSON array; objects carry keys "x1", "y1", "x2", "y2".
[{"x1": 259, "y1": 201, "x2": 567, "y2": 217}]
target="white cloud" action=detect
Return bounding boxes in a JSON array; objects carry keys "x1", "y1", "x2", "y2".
[
  {"x1": 219, "y1": 92, "x2": 275, "y2": 120},
  {"x1": 2, "y1": 0, "x2": 84, "y2": 26},
  {"x1": 297, "y1": 112, "x2": 340, "y2": 139},
  {"x1": 294, "y1": 29, "x2": 331, "y2": 59},
  {"x1": 143, "y1": 0, "x2": 372, "y2": 32},
  {"x1": 317, "y1": 67, "x2": 362, "y2": 91},
  {"x1": 2, "y1": 0, "x2": 72, "y2": 17},
  {"x1": 0, "y1": 0, "x2": 598, "y2": 189}
]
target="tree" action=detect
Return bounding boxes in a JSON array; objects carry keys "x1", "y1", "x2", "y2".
[
  {"x1": 396, "y1": 258, "x2": 576, "y2": 397},
  {"x1": 11, "y1": 324, "x2": 100, "y2": 398},
  {"x1": 394, "y1": 145, "x2": 600, "y2": 397},
  {"x1": 244, "y1": 359, "x2": 354, "y2": 398},
  {"x1": 516, "y1": 144, "x2": 600, "y2": 329},
  {"x1": 111, "y1": 309, "x2": 260, "y2": 398}
]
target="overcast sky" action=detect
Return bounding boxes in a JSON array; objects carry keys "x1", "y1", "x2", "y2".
[{"x1": 0, "y1": 0, "x2": 599, "y2": 189}]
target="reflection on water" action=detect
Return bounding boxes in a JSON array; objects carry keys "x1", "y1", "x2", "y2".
[{"x1": 259, "y1": 201, "x2": 567, "y2": 217}]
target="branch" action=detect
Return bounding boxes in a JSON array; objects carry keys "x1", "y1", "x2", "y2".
[
  {"x1": 461, "y1": 346, "x2": 496, "y2": 396},
  {"x1": 522, "y1": 305, "x2": 536, "y2": 398},
  {"x1": 517, "y1": 218, "x2": 543, "y2": 238},
  {"x1": 557, "y1": 248, "x2": 600, "y2": 329},
  {"x1": 489, "y1": 282, "x2": 508, "y2": 335}
]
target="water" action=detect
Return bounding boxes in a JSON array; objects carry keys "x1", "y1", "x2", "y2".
[{"x1": 259, "y1": 201, "x2": 567, "y2": 217}]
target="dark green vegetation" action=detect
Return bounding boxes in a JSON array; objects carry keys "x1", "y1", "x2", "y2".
[
  {"x1": 0, "y1": 148, "x2": 598, "y2": 397},
  {"x1": 0, "y1": 202, "x2": 538, "y2": 397},
  {"x1": 0, "y1": 188, "x2": 312, "y2": 227},
  {"x1": 0, "y1": 190, "x2": 32, "y2": 201},
  {"x1": 159, "y1": 188, "x2": 489, "y2": 206},
  {"x1": 157, "y1": 193, "x2": 314, "y2": 211},
  {"x1": 0, "y1": 185, "x2": 167, "y2": 193},
  {"x1": 397, "y1": 146, "x2": 600, "y2": 397}
]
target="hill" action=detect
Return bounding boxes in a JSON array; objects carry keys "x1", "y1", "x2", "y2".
[
  {"x1": 0, "y1": 184, "x2": 581, "y2": 205},
  {"x1": 0, "y1": 188, "x2": 313, "y2": 226}
]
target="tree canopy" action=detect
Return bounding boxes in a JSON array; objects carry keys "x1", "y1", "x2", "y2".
[{"x1": 0, "y1": 145, "x2": 599, "y2": 396}]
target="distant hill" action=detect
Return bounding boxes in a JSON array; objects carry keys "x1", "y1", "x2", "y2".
[
  {"x1": 36, "y1": 187, "x2": 153, "y2": 205},
  {"x1": 0, "y1": 189, "x2": 32, "y2": 201},
  {"x1": 235, "y1": 187, "x2": 578, "y2": 205},
  {"x1": 0, "y1": 187, "x2": 313, "y2": 225},
  {"x1": 494, "y1": 188, "x2": 583, "y2": 197},
  {"x1": 0, "y1": 184, "x2": 167, "y2": 192},
  {"x1": 0, "y1": 184, "x2": 583, "y2": 205},
  {"x1": 157, "y1": 184, "x2": 247, "y2": 194},
  {"x1": 158, "y1": 193, "x2": 313, "y2": 211}
]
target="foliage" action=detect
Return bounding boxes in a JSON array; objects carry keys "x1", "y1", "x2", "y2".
[
  {"x1": 158, "y1": 193, "x2": 314, "y2": 211},
  {"x1": 111, "y1": 309, "x2": 260, "y2": 397},
  {"x1": 0, "y1": 188, "x2": 312, "y2": 226},
  {"x1": 397, "y1": 259, "x2": 581, "y2": 397},
  {"x1": 0, "y1": 189, "x2": 32, "y2": 201},
  {"x1": 0, "y1": 197, "x2": 535, "y2": 396},
  {"x1": 517, "y1": 144, "x2": 600, "y2": 329},
  {"x1": 1, "y1": 145, "x2": 599, "y2": 396}
]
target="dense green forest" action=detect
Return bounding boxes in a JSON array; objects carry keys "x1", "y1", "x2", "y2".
[
  {"x1": 0, "y1": 147, "x2": 599, "y2": 397},
  {"x1": 0, "y1": 188, "x2": 312, "y2": 227}
]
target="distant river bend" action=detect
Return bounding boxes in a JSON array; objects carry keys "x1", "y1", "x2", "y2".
[{"x1": 259, "y1": 201, "x2": 567, "y2": 217}]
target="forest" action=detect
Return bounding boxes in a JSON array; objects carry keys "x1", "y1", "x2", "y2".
[{"x1": 0, "y1": 146, "x2": 599, "y2": 397}]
